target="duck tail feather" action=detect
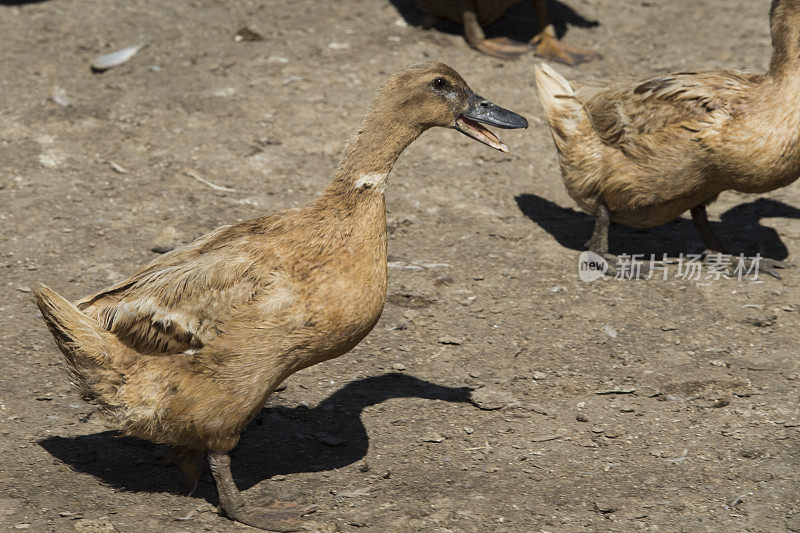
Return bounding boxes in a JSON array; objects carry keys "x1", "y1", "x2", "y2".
[
  {"x1": 534, "y1": 63, "x2": 583, "y2": 143},
  {"x1": 32, "y1": 284, "x2": 121, "y2": 404}
]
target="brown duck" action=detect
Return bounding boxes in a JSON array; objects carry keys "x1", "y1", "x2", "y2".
[
  {"x1": 33, "y1": 63, "x2": 526, "y2": 531},
  {"x1": 534, "y1": 0, "x2": 800, "y2": 277},
  {"x1": 415, "y1": 0, "x2": 600, "y2": 63}
]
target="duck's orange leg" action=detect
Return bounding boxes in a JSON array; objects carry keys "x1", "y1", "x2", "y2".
[
  {"x1": 462, "y1": 8, "x2": 531, "y2": 59},
  {"x1": 208, "y1": 451, "x2": 308, "y2": 532},
  {"x1": 532, "y1": 0, "x2": 601, "y2": 65}
]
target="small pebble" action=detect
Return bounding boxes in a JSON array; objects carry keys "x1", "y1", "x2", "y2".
[
  {"x1": 595, "y1": 499, "x2": 621, "y2": 514},
  {"x1": 470, "y1": 386, "x2": 515, "y2": 410},
  {"x1": 234, "y1": 27, "x2": 264, "y2": 42},
  {"x1": 421, "y1": 432, "x2": 445, "y2": 443},
  {"x1": 109, "y1": 161, "x2": 128, "y2": 174}
]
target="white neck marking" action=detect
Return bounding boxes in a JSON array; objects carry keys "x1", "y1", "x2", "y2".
[{"x1": 354, "y1": 172, "x2": 388, "y2": 193}]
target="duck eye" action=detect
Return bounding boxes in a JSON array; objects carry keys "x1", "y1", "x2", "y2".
[{"x1": 432, "y1": 77, "x2": 448, "y2": 90}]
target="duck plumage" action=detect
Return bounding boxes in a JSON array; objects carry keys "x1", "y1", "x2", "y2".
[
  {"x1": 534, "y1": 0, "x2": 800, "y2": 274},
  {"x1": 34, "y1": 62, "x2": 526, "y2": 531}
]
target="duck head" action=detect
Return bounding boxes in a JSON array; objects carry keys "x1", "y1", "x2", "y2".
[{"x1": 377, "y1": 62, "x2": 528, "y2": 152}]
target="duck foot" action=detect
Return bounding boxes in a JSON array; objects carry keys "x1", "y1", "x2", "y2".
[
  {"x1": 531, "y1": 0, "x2": 600, "y2": 66},
  {"x1": 692, "y1": 206, "x2": 790, "y2": 279},
  {"x1": 759, "y1": 258, "x2": 791, "y2": 279},
  {"x1": 474, "y1": 37, "x2": 533, "y2": 59},
  {"x1": 462, "y1": 9, "x2": 531, "y2": 59},
  {"x1": 701, "y1": 250, "x2": 790, "y2": 280},
  {"x1": 533, "y1": 34, "x2": 601, "y2": 65},
  {"x1": 208, "y1": 451, "x2": 310, "y2": 532},
  {"x1": 224, "y1": 501, "x2": 310, "y2": 532}
]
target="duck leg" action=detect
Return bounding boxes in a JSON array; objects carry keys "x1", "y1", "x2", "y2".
[
  {"x1": 462, "y1": 7, "x2": 531, "y2": 59},
  {"x1": 585, "y1": 203, "x2": 611, "y2": 256},
  {"x1": 690, "y1": 205, "x2": 724, "y2": 252},
  {"x1": 531, "y1": 0, "x2": 601, "y2": 65},
  {"x1": 584, "y1": 203, "x2": 654, "y2": 278},
  {"x1": 584, "y1": 203, "x2": 621, "y2": 276},
  {"x1": 207, "y1": 451, "x2": 305, "y2": 532},
  {"x1": 691, "y1": 205, "x2": 788, "y2": 279}
]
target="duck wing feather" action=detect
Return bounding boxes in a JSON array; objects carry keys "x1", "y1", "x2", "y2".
[
  {"x1": 574, "y1": 71, "x2": 764, "y2": 157},
  {"x1": 76, "y1": 223, "x2": 291, "y2": 356}
]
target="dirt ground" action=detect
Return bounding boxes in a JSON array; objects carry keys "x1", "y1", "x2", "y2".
[{"x1": 1, "y1": 0, "x2": 799, "y2": 531}]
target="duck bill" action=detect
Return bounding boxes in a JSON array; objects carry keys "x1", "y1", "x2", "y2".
[{"x1": 454, "y1": 89, "x2": 528, "y2": 153}]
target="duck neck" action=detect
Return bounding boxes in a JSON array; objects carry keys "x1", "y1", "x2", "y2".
[
  {"x1": 319, "y1": 111, "x2": 423, "y2": 205},
  {"x1": 767, "y1": 0, "x2": 800, "y2": 81}
]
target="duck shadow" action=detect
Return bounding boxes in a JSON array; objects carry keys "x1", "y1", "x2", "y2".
[
  {"x1": 38, "y1": 373, "x2": 471, "y2": 498},
  {"x1": 389, "y1": 0, "x2": 599, "y2": 42},
  {"x1": 515, "y1": 194, "x2": 800, "y2": 259}
]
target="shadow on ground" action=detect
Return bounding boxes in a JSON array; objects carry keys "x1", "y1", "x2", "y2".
[
  {"x1": 39, "y1": 373, "x2": 472, "y2": 500},
  {"x1": 388, "y1": 0, "x2": 599, "y2": 42},
  {"x1": 516, "y1": 194, "x2": 800, "y2": 260}
]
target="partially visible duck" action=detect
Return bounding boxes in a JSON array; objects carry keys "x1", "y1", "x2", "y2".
[
  {"x1": 414, "y1": 0, "x2": 601, "y2": 64},
  {"x1": 33, "y1": 63, "x2": 527, "y2": 531},
  {"x1": 534, "y1": 0, "x2": 800, "y2": 277}
]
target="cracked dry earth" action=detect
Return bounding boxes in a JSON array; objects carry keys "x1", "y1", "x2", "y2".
[{"x1": 1, "y1": 0, "x2": 799, "y2": 531}]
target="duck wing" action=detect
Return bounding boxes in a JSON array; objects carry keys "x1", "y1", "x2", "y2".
[
  {"x1": 575, "y1": 71, "x2": 763, "y2": 157},
  {"x1": 76, "y1": 223, "x2": 291, "y2": 355}
]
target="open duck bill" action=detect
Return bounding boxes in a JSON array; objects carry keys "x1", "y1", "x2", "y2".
[{"x1": 454, "y1": 89, "x2": 528, "y2": 153}]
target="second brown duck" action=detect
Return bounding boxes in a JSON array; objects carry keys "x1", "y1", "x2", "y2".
[{"x1": 535, "y1": 0, "x2": 800, "y2": 277}]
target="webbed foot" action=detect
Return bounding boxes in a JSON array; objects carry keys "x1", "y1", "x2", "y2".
[
  {"x1": 759, "y1": 258, "x2": 791, "y2": 279},
  {"x1": 533, "y1": 34, "x2": 600, "y2": 65},
  {"x1": 474, "y1": 37, "x2": 533, "y2": 59},
  {"x1": 701, "y1": 250, "x2": 791, "y2": 280},
  {"x1": 208, "y1": 451, "x2": 314, "y2": 532},
  {"x1": 225, "y1": 500, "x2": 314, "y2": 532}
]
